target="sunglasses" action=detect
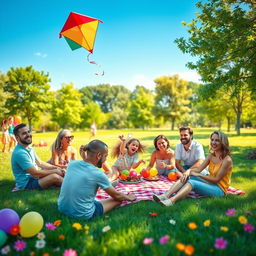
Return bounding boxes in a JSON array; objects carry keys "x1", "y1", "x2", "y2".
[{"x1": 63, "y1": 135, "x2": 74, "y2": 140}]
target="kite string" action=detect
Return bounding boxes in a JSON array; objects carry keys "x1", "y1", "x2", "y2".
[{"x1": 87, "y1": 53, "x2": 104, "y2": 76}]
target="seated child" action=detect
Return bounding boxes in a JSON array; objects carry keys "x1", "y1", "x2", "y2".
[
  {"x1": 145, "y1": 135, "x2": 182, "y2": 178},
  {"x1": 112, "y1": 135, "x2": 146, "y2": 177}
]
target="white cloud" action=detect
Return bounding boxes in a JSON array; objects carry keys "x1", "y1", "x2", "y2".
[
  {"x1": 170, "y1": 71, "x2": 201, "y2": 83},
  {"x1": 34, "y1": 52, "x2": 48, "y2": 58},
  {"x1": 131, "y1": 74, "x2": 155, "y2": 90}
]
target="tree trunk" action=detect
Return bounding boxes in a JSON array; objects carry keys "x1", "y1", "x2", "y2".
[
  {"x1": 236, "y1": 111, "x2": 241, "y2": 135},
  {"x1": 218, "y1": 121, "x2": 222, "y2": 130},
  {"x1": 171, "y1": 118, "x2": 175, "y2": 130},
  {"x1": 227, "y1": 117, "x2": 231, "y2": 132},
  {"x1": 28, "y1": 117, "x2": 32, "y2": 131}
]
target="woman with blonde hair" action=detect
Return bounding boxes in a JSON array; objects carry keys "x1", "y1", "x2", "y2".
[
  {"x1": 153, "y1": 131, "x2": 233, "y2": 206},
  {"x1": 49, "y1": 129, "x2": 77, "y2": 168}
]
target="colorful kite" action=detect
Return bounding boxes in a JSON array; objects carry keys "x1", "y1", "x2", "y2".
[{"x1": 59, "y1": 12, "x2": 104, "y2": 75}]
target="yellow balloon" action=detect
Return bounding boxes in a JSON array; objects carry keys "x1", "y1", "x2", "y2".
[
  {"x1": 149, "y1": 169, "x2": 158, "y2": 177},
  {"x1": 19, "y1": 212, "x2": 44, "y2": 238}
]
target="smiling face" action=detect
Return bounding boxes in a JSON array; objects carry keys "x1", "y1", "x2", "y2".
[
  {"x1": 180, "y1": 130, "x2": 192, "y2": 145},
  {"x1": 210, "y1": 133, "x2": 222, "y2": 152},
  {"x1": 61, "y1": 131, "x2": 74, "y2": 148},
  {"x1": 156, "y1": 138, "x2": 168, "y2": 151},
  {"x1": 127, "y1": 140, "x2": 140, "y2": 155},
  {"x1": 16, "y1": 126, "x2": 32, "y2": 146}
]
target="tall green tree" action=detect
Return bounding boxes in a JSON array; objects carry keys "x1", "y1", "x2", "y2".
[
  {"x1": 80, "y1": 101, "x2": 106, "y2": 129},
  {"x1": 51, "y1": 83, "x2": 83, "y2": 129},
  {"x1": 0, "y1": 71, "x2": 9, "y2": 120},
  {"x1": 4, "y1": 66, "x2": 52, "y2": 130},
  {"x1": 128, "y1": 86, "x2": 155, "y2": 129},
  {"x1": 80, "y1": 84, "x2": 131, "y2": 113},
  {"x1": 154, "y1": 75, "x2": 192, "y2": 130},
  {"x1": 175, "y1": 0, "x2": 256, "y2": 92}
]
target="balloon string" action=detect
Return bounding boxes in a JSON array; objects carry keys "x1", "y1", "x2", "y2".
[{"x1": 87, "y1": 53, "x2": 104, "y2": 76}]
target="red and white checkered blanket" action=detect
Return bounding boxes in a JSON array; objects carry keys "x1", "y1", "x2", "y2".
[{"x1": 96, "y1": 176, "x2": 245, "y2": 207}]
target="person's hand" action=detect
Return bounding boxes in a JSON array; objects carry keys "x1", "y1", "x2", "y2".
[
  {"x1": 190, "y1": 171, "x2": 200, "y2": 177},
  {"x1": 181, "y1": 169, "x2": 191, "y2": 183},
  {"x1": 118, "y1": 135, "x2": 126, "y2": 142},
  {"x1": 139, "y1": 159, "x2": 146, "y2": 164},
  {"x1": 158, "y1": 161, "x2": 166, "y2": 169},
  {"x1": 127, "y1": 193, "x2": 136, "y2": 201}
]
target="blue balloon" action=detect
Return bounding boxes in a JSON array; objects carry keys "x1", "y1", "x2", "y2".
[{"x1": 0, "y1": 208, "x2": 20, "y2": 234}]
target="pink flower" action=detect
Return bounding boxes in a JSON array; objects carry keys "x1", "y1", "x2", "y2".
[
  {"x1": 159, "y1": 235, "x2": 169, "y2": 244},
  {"x1": 13, "y1": 240, "x2": 26, "y2": 251},
  {"x1": 244, "y1": 224, "x2": 254, "y2": 233},
  {"x1": 45, "y1": 222, "x2": 56, "y2": 231},
  {"x1": 214, "y1": 237, "x2": 228, "y2": 250},
  {"x1": 63, "y1": 248, "x2": 77, "y2": 256},
  {"x1": 143, "y1": 238, "x2": 154, "y2": 245},
  {"x1": 226, "y1": 208, "x2": 236, "y2": 216}
]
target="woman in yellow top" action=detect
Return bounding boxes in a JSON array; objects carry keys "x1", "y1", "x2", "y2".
[{"x1": 153, "y1": 131, "x2": 232, "y2": 206}]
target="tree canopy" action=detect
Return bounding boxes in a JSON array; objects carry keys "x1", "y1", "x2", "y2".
[
  {"x1": 175, "y1": 0, "x2": 256, "y2": 93},
  {"x1": 154, "y1": 75, "x2": 192, "y2": 130},
  {"x1": 4, "y1": 66, "x2": 52, "y2": 129}
]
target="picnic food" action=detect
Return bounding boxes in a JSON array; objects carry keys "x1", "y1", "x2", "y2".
[
  {"x1": 168, "y1": 172, "x2": 177, "y2": 181},
  {"x1": 143, "y1": 175, "x2": 160, "y2": 181},
  {"x1": 119, "y1": 170, "x2": 141, "y2": 182}
]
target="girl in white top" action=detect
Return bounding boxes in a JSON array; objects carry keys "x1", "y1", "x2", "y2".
[
  {"x1": 112, "y1": 135, "x2": 146, "y2": 176},
  {"x1": 145, "y1": 135, "x2": 182, "y2": 177}
]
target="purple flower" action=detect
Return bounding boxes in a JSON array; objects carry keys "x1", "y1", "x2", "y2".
[
  {"x1": 159, "y1": 235, "x2": 169, "y2": 244},
  {"x1": 143, "y1": 238, "x2": 154, "y2": 245},
  {"x1": 226, "y1": 208, "x2": 236, "y2": 216},
  {"x1": 244, "y1": 223, "x2": 254, "y2": 233},
  {"x1": 13, "y1": 240, "x2": 26, "y2": 251},
  {"x1": 214, "y1": 237, "x2": 228, "y2": 250},
  {"x1": 45, "y1": 222, "x2": 56, "y2": 230}
]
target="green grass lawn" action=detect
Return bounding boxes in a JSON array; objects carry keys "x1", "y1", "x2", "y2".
[{"x1": 0, "y1": 128, "x2": 255, "y2": 256}]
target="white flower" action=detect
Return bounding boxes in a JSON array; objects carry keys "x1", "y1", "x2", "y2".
[
  {"x1": 37, "y1": 232, "x2": 45, "y2": 240},
  {"x1": 1, "y1": 245, "x2": 11, "y2": 255},
  {"x1": 102, "y1": 225, "x2": 111, "y2": 232},
  {"x1": 169, "y1": 219, "x2": 176, "y2": 225},
  {"x1": 35, "y1": 239, "x2": 46, "y2": 249}
]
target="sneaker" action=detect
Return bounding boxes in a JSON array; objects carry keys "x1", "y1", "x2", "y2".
[
  {"x1": 160, "y1": 198, "x2": 174, "y2": 207},
  {"x1": 153, "y1": 193, "x2": 168, "y2": 202}
]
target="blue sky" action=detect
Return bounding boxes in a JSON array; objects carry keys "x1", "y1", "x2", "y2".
[{"x1": 0, "y1": 0, "x2": 200, "y2": 91}]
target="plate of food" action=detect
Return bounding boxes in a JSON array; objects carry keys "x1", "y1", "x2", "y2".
[
  {"x1": 119, "y1": 176, "x2": 142, "y2": 184},
  {"x1": 143, "y1": 175, "x2": 160, "y2": 181}
]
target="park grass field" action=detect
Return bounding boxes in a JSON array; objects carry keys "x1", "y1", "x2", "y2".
[{"x1": 0, "y1": 128, "x2": 255, "y2": 256}]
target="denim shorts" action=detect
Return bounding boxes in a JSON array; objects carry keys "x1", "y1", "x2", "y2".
[
  {"x1": 187, "y1": 176, "x2": 224, "y2": 197},
  {"x1": 91, "y1": 200, "x2": 104, "y2": 219},
  {"x1": 25, "y1": 177, "x2": 42, "y2": 190},
  {"x1": 157, "y1": 168, "x2": 175, "y2": 176}
]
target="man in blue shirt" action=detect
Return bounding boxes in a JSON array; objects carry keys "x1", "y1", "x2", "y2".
[
  {"x1": 58, "y1": 140, "x2": 136, "y2": 220},
  {"x1": 11, "y1": 124, "x2": 65, "y2": 190}
]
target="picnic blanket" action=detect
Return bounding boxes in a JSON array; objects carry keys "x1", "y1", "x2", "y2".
[{"x1": 96, "y1": 176, "x2": 245, "y2": 207}]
